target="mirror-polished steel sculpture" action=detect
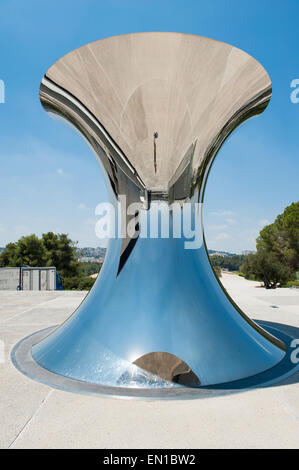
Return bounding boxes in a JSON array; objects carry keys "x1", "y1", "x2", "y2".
[{"x1": 23, "y1": 33, "x2": 287, "y2": 390}]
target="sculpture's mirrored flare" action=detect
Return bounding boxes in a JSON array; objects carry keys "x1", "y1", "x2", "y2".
[{"x1": 19, "y1": 33, "x2": 287, "y2": 391}]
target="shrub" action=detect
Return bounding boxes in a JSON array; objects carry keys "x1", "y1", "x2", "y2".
[
  {"x1": 240, "y1": 250, "x2": 294, "y2": 289},
  {"x1": 63, "y1": 276, "x2": 96, "y2": 291},
  {"x1": 212, "y1": 265, "x2": 222, "y2": 278}
]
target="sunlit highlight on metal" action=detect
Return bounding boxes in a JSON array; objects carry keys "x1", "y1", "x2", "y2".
[{"x1": 31, "y1": 33, "x2": 285, "y2": 389}]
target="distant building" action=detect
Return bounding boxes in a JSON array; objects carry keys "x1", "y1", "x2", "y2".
[
  {"x1": 78, "y1": 256, "x2": 104, "y2": 263},
  {"x1": 0, "y1": 267, "x2": 60, "y2": 290},
  {"x1": 242, "y1": 250, "x2": 256, "y2": 256},
  {"x1": 77, "y1": 247, "x2": 106, "y2": 263},
  {"x1": 209, "y1": 252, "x2": 229, "y2": 257}
]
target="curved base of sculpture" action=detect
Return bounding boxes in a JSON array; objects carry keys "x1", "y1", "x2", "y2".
[
  {"x1": 17, "y1": 231, "x2": 286, "y2": 389},
  {"x1": 11, "y1": 320, "x2": 299, "y2": 399}
]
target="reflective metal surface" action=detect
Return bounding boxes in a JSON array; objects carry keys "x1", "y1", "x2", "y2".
[
  {"x1": 29, "y1": 33, "x2": 286, "y2": 389},
  {"x1": 12, "y1": 321, "x2": 298, "y2": 399}
]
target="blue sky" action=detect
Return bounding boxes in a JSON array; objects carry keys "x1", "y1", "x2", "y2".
[{"x1": 0, "y1": 0, "x2": 298, "y2": 253}]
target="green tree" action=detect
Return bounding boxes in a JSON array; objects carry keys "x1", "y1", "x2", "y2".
[
  {"x1": 257, "y1": 201, "x2": 299, "y2": 272},
  {"x1": 240, "y1": 201, "x2": 299, "y2": 288},
  {"x1": 78, "y1": 261, "x2": 102, "y2": 277},
  {"x1": 241, "y1": 250, "x2": 293, "y2": 289},
  {"x1": 0, "y1": 235, "x2": 47, "y2": 267},
  {"x1": 212, "y1": 265, "x2": 222, "y2": 278},
  {"x1": 0, "y1": 242, "x2": 18, "y2": 267},
  {"x1": 63, "y1": 276, "x2": 96, "y2": 290},
  {"x1": 42, "y1": 232, "x2": 79, "y2": 277},
  {"x1": 210, "y1": 254, "x2": 245, "y2": 271},
  {"x1": 0, "y1": 232, "x2": 79, "y2": 277}
]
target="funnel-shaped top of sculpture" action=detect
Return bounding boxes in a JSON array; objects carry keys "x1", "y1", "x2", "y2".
[{"x1": 40, "y1": 32, "x2": 271, "y2": 193}]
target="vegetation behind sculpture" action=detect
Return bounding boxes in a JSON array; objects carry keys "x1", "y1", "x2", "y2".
[
  {"x1": 240, "y1": 201, "x2": 299, "y2": 288},
  {"x1": 0, "y1": 232, "x2": 100, "y2": 290},
  {"x1": 0, "y1": 201, "x2": 298, "y2": 290}
]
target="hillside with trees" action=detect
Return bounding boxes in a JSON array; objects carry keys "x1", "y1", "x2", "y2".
[{"x1": 210, "y1": 254, "x2": 246, "y2": 272}]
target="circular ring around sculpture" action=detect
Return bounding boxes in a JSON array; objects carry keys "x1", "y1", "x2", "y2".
[{"x1": 11, "y1": 321, "x2": 299, "y2": 399}]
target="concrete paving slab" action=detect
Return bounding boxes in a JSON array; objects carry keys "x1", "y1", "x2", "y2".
[
  {"x1": 0, "y1": 291, "x2": 61, "y2": 323},
  {"x1": 2, "y1": 292, "x2": 86, "y2": 327},
  {"x1": 9, "y1": 386, "x2": 299, "y2": 449},
  {"x1": 0, "y1": 323, "x2": 52, "y2": 448},
  {"x1": 1, "y1": 274, "x2": 299, "y2": 449}
]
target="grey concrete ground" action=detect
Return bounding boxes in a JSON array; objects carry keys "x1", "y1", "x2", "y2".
[{"x1": 0, "y1": 273, "x2": 299, "y2": 449}]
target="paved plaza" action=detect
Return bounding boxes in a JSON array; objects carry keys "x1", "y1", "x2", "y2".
[{"x1": 1, "y1": 273, "x2": 299, "y2": 448}]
